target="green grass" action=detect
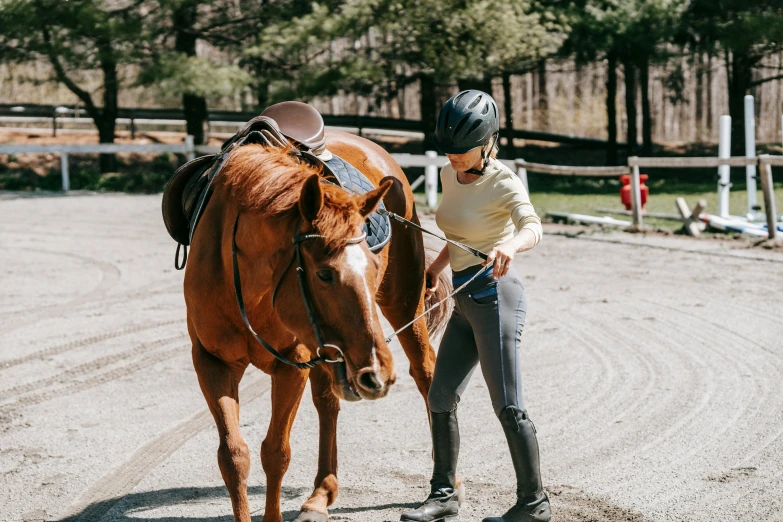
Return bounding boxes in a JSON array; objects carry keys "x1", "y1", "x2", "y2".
[
  {"x1": 415, "y1": 175, "x2": 783, "y2": 233},
  {"x1": 530, "y1": 177, "x2": 783, "y2": 231}
]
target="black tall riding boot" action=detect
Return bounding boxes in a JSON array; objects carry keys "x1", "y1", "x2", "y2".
[
  {"x1": 400, "y1": 409, "x2": 461, "y2": 522},
  {"x1": 482, "y1": 406, "x2": 550, "y2": 522}
]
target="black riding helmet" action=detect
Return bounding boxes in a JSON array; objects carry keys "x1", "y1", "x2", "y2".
[{"x1": 433, "y1": 89, "x2": 499, "y2": 174}]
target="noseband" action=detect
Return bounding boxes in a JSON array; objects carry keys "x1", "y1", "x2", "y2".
[{"x1": 232, "y1": 214, "x2": 367, "y2": 370}]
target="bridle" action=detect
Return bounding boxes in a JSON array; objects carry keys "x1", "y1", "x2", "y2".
[{"x1": 232, "y1": 213, "x2": 367, "y2": 370}]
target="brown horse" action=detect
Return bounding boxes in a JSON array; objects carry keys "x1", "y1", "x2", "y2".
[{"x1": 183, "y1": 130, "x2": 449, "y2": 522}]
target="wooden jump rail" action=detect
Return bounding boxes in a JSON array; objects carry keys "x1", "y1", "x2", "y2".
[
  {"x1": 628, "y1": 156, "x2": 758, "y2": 168},
  {"x1": 515, "y1": 160, "x2": 628, "y2": 177},
  {"x1": 518, "y1": 156, "x2": 779, "y2": 239}
]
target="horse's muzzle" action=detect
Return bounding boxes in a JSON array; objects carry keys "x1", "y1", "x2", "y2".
[{"x1": 353, "y1": 367, "x2": 394, "y2": 400}]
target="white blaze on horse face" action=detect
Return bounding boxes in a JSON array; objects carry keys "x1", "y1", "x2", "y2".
[
  {"x1": 343, "y1": 244, "x2": 378, "y2": 371},
  {"x1": 344, "y1": 244, "x2": 372, "y2": 313}
]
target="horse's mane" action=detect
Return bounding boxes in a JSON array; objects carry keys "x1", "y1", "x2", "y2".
[{"x1": 220, "y1": 144, "x2": 364, "y2": 253}]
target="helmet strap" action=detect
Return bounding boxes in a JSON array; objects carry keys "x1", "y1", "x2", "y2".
[{"x1": 465, "y1": 132, "x2": 498, "y2": 176}]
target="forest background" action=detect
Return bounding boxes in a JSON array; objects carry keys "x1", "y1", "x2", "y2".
[{"x1": 1, "y1": 0, "x2": 783, "y2": 205}]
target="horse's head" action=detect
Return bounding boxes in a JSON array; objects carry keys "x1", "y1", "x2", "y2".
[
  {"x1": 288, "y1": 173, "x2": 396, "y2": 401},
  {"x1": 225, "y1": 145, "x2": 396, "y2": 401}
]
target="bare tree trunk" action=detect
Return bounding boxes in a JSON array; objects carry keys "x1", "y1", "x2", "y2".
[
  {"x1": 575, "y1": 62, "x2": 583, "y2": 131},
  {"x1": 639, "y1": 52, "x2": 652, "y2": 155},
  {"x1": 97, "y1": 38, "x2": 118, "y2": 172},
  {"x1": 727, "y1": 47, "x2": 754, "y2": 154},
  {"x1": 174, "y1": 2, "x2": 208, "y2": 145},
  {"x1": 695, "y1": 51, "x2": 704, "y2": 142},
  {"x1": 502, "y1": 72, "x2": 515, "y2": 158},
  {"x1": 606, "y1": 50, "x2": 619, "y2": 165},
  {"x1": 420, "y1": 74, "x2": 437, "y2": 152},
  {"x1": 706, "y1": 49, "x2": 713, "y2": 140},
  {"x1": 623, "y1": 57, "x2": 638, "y2": 156},
  {"x1": 537, "y1": 59, "x2": 548, "y2": 129}
]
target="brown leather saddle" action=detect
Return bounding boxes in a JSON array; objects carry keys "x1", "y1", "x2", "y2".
[{"x1": 161, "y1": 101, "x2": 390, "y2": 269}]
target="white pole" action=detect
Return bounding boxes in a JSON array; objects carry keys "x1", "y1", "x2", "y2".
[
  {"x1": 425, "y1": 150, "x2": 438, "y2": 210},
  {"x1": 761, "y1": 160, "x2": 778, "y2": 240},
  {"x1": 631, "y1": 164, "x2": 643, "y2": 228},
  {"x1": 718, "y1": 115, "x2": 732, "y2": 218},
  {"x1": 60, "y1": 152, "x2": 69, "y2": 192},
  {"x1": 744, "y1": 95, "x2": 758, "y2": 218},
  {"x1": 516, "y1": 164, "x2": 529, "y2": 191},
  {"x1": 185, "y1": 134, "x2": 195, "y2": 162}
]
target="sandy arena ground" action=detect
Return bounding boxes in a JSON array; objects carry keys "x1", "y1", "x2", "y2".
[{"x1": 1, "y1": 192, "x2": 782, "y2": 522}]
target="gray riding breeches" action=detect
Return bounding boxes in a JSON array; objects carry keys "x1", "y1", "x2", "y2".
[{"x1": 428, "y1": 264, "x2": 528, "y2": 417}]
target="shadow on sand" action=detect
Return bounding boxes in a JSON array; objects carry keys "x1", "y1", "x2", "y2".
[{"x1": 58, "y1": 485, "x2": 419, "y2": 521}]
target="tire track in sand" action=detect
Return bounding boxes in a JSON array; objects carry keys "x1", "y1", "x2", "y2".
[
  {"x1": 0, "y1": 319, "x2": 183, "y2": 371},
  {"x1": 1, "y1": 248, "x2": 122, "y2": 335},
  {"x1": 0, "y1": 333, "x2": 187, "y2": 401},
  {"x1": 0, "y1": 334, "x2": 188, "y2": 417},
  {"x1": 60, "y1": 376, "x2": 272, "y2": 522}
]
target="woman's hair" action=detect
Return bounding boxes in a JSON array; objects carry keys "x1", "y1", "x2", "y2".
[{"x1": 485, "y1": 133, "x2": 499, "y2": 159}]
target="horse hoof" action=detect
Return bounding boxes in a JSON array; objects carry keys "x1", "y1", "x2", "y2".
[{"x1": 292, "y1": 509, "x2": 329, "y2": 522}]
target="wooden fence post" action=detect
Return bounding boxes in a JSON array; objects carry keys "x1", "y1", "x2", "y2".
[
  {"x1": 759, "y1": 156, "x2": 778, "y2": 240},
  {"x1": 61, "y1": 152, "x2": 70, "y2": 192}
]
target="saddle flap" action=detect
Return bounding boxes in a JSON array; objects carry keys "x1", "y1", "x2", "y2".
[{"x1": 162, "y1": 154, "x2": 216, "y2": 246}]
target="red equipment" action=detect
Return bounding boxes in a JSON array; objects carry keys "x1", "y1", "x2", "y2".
[{"x1": 620, "y1": 174, "x2": 649, "y2": 211}]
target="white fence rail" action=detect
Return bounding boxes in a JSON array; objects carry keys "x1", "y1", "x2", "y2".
[
  {"x1": 0, "y1": 137, "x2": 520, "y2": 204},
  {"x1": 1, "y1": 137, "x2": 777, "y2": 239}
]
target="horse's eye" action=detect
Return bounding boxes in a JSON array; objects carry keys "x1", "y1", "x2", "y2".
[{"x1": 317, "y1": 270, "x2": 334, "y2": 283}]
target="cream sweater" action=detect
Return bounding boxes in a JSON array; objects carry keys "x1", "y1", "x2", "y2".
[{"x1": 435, "y1": 159, "x2": 543, "y2": 272}]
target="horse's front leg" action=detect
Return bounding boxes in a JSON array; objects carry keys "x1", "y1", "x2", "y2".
[
  {"x1": 192, "y1": 340, "x2": 252, "y2": 522},
  {"x1": 295, "y1": 365, "x2": 340, "y2": 522},
  {"x1": 262, "y1": 355, "x2": 310, "y2": 522}
]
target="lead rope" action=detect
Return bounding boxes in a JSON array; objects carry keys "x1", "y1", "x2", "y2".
[
  {"x1": 384, "y1": 261, "x2": 493, "y2": 344},
  {"x1": 378, "y1": 208, "x2": 494, "y2": 344}
]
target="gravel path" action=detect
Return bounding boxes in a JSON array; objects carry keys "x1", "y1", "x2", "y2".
[{"x1": 1, "y1": 193, "x2": 782, "y2": 522}]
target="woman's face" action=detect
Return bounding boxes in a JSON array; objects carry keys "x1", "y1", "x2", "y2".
[{"x1": 446, "y1": 146, "x2": 483, "y2": 172}]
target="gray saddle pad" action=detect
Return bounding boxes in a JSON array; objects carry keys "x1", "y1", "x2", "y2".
[{"x1": 324, "y1": 155, "x2": 392, "y2": 252}]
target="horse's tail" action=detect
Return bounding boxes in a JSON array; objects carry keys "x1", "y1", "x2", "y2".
[{"x1": 424, "y1": 250, "x2": 453, "y2": 341}]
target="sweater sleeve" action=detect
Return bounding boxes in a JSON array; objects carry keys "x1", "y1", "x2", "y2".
[{"x1": 492, "y1": 172, "x2": 543, "y2": 246}]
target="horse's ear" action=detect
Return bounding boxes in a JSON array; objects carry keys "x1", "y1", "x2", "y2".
[
  {"x1": 299, "y1": 174, "x2": 324, "y2": 222},
  {"x1": 357, "y1": 179, "x2": 393, "y2": 217}
]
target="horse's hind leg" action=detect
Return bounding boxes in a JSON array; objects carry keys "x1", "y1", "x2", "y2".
[
  {"x1": 262, "y1": 357, "x2": 310, "y2": 522},
  {"x1": 192, "y1": 341, "x2": 251, "y2": 522},
  {"x1": 296, "y1": 365, "x2": 340, "y2": 522}
]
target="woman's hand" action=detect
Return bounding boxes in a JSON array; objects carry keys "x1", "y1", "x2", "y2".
[
  {"x1": 483, "y1": 240, "x2": 516, "y2": 279},
  {"x1": 425, "y1": 268, "x2": 440, "y2": 298}
]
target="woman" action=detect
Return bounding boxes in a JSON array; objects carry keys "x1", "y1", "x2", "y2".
[{"x1": 401, "y1": 90, "x2": 549, "y2": 522}]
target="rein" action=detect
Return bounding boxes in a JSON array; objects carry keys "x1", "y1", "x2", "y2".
[
  {"x1": 376, "y1": 208, "x2": 493, "y2": 344},
  {"x1": 377, "y1": 208, "x2": 488, "y2": 260},
  {"x1": 232, "y1": 214, "x2": 366, "y2": 370}
]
